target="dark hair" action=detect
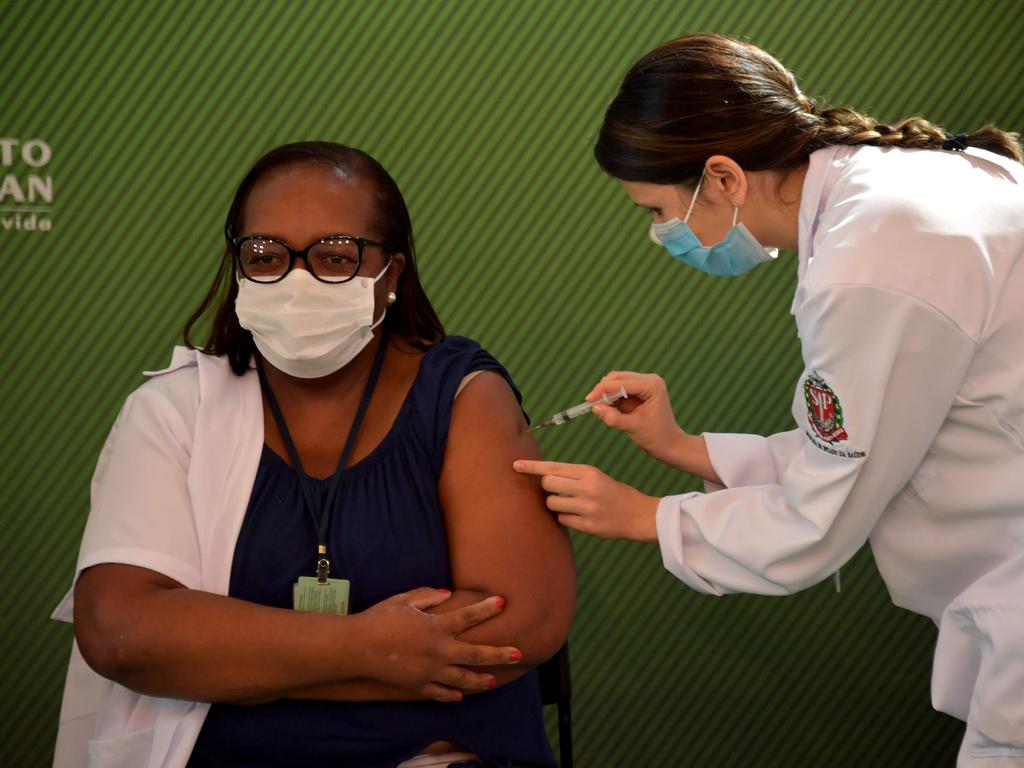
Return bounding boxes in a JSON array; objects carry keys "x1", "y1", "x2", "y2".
[
  {"x1": 183, "y1": 141, "x2": 445, "y2": 375},
  {"x1": 595, "y1": 33, "x2": 1022, "y2": 187}
]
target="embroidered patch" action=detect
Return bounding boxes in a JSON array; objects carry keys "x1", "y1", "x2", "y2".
[{"x1": 804, "y1": 372, "x2": 848, "y2": 443}]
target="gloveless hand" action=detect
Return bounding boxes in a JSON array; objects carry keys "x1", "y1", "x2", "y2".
[
  {"x1": 586, "y1": 371, "x2": 693, "y2": 469},
  {"x1": 512, "y1": 459, "x2": 660, "y2": 542},
  {"x1": 355, "y1": 588, "x2": 522, "y2": 702}
]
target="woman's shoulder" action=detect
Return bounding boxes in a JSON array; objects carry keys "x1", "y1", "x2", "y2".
[
  {"x1": 405, "y1": 336, "x2": 524, "y2": 457},
  {"x1": 419, "y1": 335, "x2": 508, "y2": 377},
  {"x1": 826, "y1": 145, "x2": 1023, "y2": 229},
  {"x1": 130, "y1": 347, "x2": 251, "y2": 429},
  {"x1": 425, "y1": 336, "x2": 521, "y2": 398},
  {"x1": 426, "y1": 334, "x2": 489, "y2": 355},
  {"x1": 806, "y1": 147, "x2": 1021, "y2": 336}
]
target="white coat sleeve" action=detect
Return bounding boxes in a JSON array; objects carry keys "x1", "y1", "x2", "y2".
[
  {"x1": 58, "y1": 377, "x2": 202, "y2": 618},
  {"x1": 657, "y1": 283, "x2": 974, "y2": 595},
  {"x1": 704, "y1": 429, "x2": 806, "y2": 488}
]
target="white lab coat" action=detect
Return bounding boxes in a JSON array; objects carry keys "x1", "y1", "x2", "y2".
[
  {"x1": 51, "y1": 348, "x2": 264, "y2": 768},
  {"x1": 656, "y1": 145, "x2": 1024, "y2": 765}
]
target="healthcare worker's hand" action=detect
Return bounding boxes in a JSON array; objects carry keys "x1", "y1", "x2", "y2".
[
  {"x1": 587, "y1": 371, "x2": 719, "y2": 483},
  {"x1": 512, "y1": 460, "x2": 659, "y2": 541}
]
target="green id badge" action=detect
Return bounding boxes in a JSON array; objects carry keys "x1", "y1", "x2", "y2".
[{"x1": 293, "y1": 576, "x2": 350, "y2": 616}]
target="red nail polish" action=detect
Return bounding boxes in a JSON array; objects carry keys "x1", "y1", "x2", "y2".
[
  {"x1": 494, "y1": 596, "x2": 506, "y2": 609},
  {"x1": 487, "y1": 675, "x2": 497, "y2": 689},
  {"x1": 509, "y1": 649, "x2": 523, "y2": 663}
]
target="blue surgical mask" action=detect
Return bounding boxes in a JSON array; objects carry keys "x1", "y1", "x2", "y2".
[{"x1": 649, "y1": 171, "x2": 778, "y2": 277}]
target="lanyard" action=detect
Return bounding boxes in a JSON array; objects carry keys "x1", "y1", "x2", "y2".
[{"x1": 256, "y1": 331, "x2": 389, "y2": 582}]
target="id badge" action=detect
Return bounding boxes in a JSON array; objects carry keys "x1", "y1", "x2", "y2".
[{"x1": 293, "y1": 576, "x2": 350, "y2": 616}]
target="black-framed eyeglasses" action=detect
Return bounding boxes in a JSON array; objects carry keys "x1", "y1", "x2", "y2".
[{"x1": 232, "y1": 235, "x2": 388, "y2": 284}]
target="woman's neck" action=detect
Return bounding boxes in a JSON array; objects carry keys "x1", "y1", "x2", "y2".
[
  {"x1": 748, "y1": 162, "x2": 808, "y2": 252},
  {"x1": 775, "y1": 162, "x2": 808, "y2": 251}
]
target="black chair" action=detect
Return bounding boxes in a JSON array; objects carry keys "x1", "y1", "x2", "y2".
[{"x1": 536, "y1": 643, "x2": 573, "y2": 768}]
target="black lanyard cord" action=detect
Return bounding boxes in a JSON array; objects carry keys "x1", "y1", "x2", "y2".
[{"x1": 256, "y1": 330, "x2": 390, "y2": 571}]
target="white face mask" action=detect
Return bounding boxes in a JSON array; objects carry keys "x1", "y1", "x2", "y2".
[{"x1": 235, "y1": 261, "x2": 391, "y2": 379}]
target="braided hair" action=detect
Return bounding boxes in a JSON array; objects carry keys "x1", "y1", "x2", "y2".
[{"x1": 807, "y1": 107, "x2": 1012, "y2": 155}]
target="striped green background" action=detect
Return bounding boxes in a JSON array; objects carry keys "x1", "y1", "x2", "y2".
[{"x1": 2, "y1": 0, "x2": 1022, "y2": 765}]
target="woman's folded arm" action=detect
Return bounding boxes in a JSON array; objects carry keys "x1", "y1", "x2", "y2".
[{"x1": 74, "y1": 564, "x2": 517, "y2": 703}]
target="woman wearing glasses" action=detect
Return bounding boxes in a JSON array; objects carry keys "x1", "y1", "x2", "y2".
[{"x1": 54, "y1": 142, "x2": 575, "y2": 768}]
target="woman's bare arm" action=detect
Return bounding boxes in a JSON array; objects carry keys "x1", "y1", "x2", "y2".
[
  {"x1": 431, "y1": 372, "x2": 577, "y2": 686},
  {"x1": 74, "y1": 564, "x2": 520, "y2": 703}
]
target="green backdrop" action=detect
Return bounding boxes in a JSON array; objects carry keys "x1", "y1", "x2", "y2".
[{"x1": 2, "y1": 0, "x2": 1022, "y2": 765}]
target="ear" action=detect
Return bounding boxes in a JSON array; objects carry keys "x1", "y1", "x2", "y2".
[
  {"x1": 703, "y1": 155, "x2": 748, "y2": 207},
  {"x1": 387, "y1": 251, "x2": 407, "y2": 294}
]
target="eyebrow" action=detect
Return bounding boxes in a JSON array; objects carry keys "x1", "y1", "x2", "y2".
[{"x1": 241, "y1": 232, "x2": 365, "y2": 244}]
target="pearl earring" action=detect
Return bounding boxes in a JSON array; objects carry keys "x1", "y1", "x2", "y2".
[{"x1": 386, "y1": 291, "x2": 397, "y2": 305}]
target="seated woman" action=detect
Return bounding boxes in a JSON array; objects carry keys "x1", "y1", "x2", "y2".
[{"x1": 53, "y1": 141, "x2": 576, "y2": 768}]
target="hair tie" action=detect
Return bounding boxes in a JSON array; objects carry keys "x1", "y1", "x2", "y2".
[{"x1": 943, "y1": 132, "x2": 969, "y2": 151}]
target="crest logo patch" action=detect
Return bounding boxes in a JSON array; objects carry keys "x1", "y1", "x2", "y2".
[{"x1": 804, "y1": 372, "x2": 848, "y2": 443}]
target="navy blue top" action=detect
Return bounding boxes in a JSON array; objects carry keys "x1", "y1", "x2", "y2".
[{"x1": 189, "y1": 337, "x2": 555, "y2": 768}]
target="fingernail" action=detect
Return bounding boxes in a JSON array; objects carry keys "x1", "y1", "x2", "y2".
[
  {"x1": 437, "y1": 588, "x2": 451, "y2": 594},
  {"x1": 494, "y1": 596, "x2": 506, "y2": 610},
  {"x1": 509, "y1": 649, "x2": 523, "y2": 663},
  {"x1": 512, "y1": 461, "x2": 523, "y2": 471},
  {"x1": 487, "y1": 675, "x2": 497, "y2": 689},
  {"x1": 453, "y1": 692, "x2": 463, "y2": 702}
]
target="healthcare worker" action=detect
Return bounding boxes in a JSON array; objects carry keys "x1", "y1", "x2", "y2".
[{"x1": 514, "y1": 33, "x2": 1024, "y2": 765}]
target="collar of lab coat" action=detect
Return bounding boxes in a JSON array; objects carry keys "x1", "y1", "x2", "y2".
[{"x1": 142, "y1": 346, "x2": 257, "y2": 377}]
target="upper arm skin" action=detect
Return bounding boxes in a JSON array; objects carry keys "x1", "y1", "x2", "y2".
[{"x1": 436, "y1": 371, "x2": 576, "y2": 665}]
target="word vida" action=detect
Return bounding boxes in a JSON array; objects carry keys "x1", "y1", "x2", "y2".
[{"x1": 1, "y1": 138, "x2": 53, "y2": 232}]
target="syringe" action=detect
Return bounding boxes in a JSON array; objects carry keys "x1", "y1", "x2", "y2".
[{"x1": 529, "y1": 386, "x2": 628, "y2": 432}]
